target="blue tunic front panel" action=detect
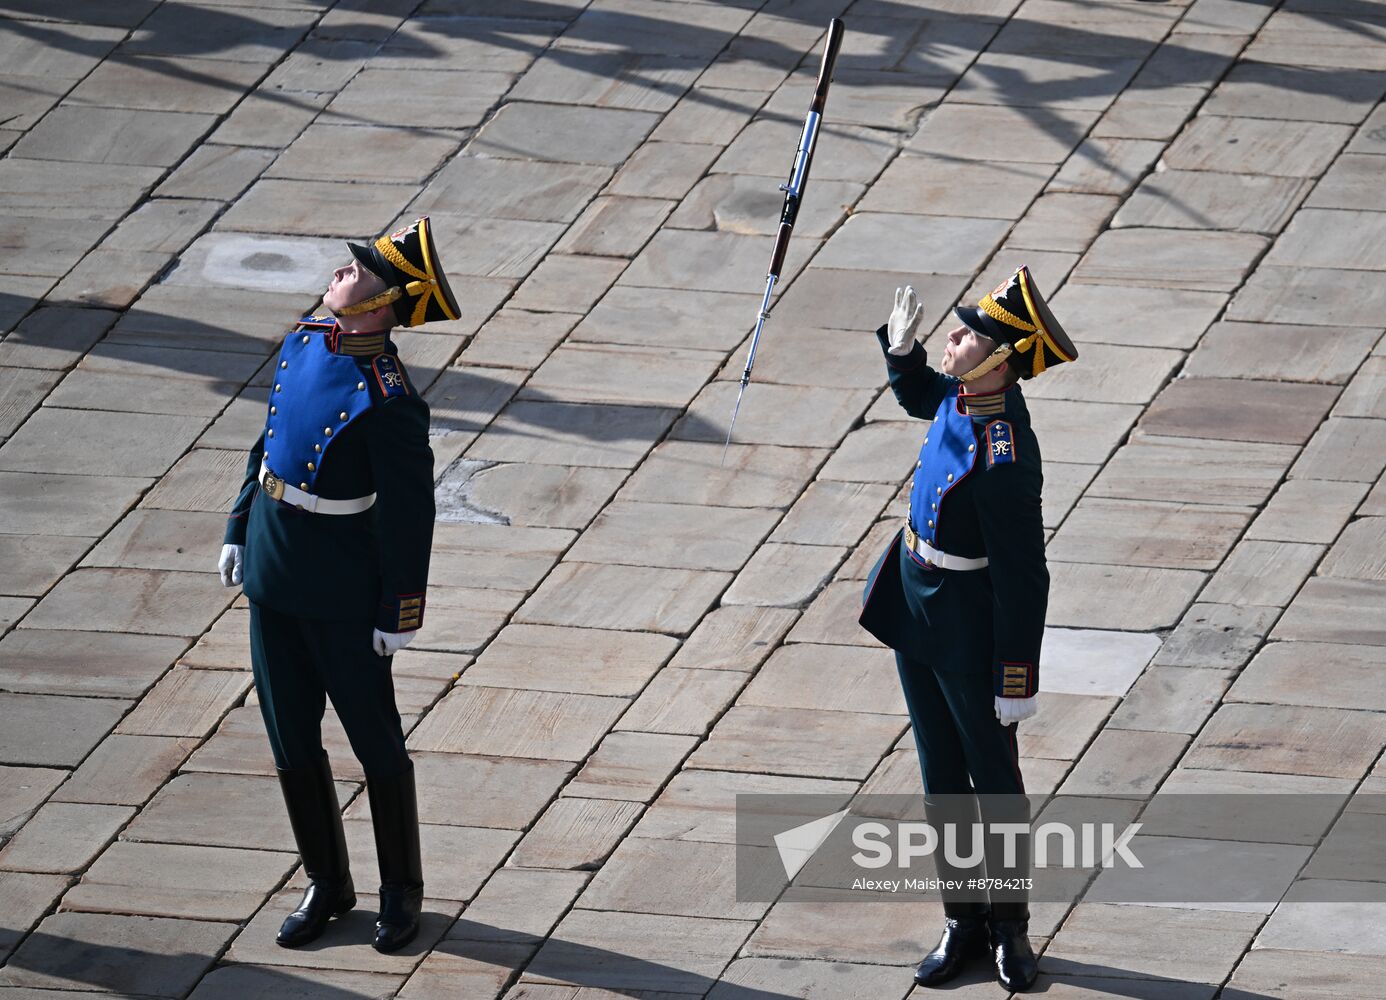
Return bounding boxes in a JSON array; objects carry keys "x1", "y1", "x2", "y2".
[
  {"x1": 263, "y1": 333, "x2": 374, "y2": 493},
  {"x1": 908, "y1": 386, "x2": 983, "y2": 559}
]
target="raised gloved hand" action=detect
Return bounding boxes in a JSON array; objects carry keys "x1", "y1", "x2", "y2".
[
  {"x1": 218, "y1": 544, "x2": 244, "y2": 588},
  {"x1": 372, "y1": 629, "x2": 416, "y2": 657},
  {"x1": 995, "y1": 695, "x2": 1038, "y2": 726},
  {"x1": 888, "y1": 285, "x2": 924, "y2": 355}
]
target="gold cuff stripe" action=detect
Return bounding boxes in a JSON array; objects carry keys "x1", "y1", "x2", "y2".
[{"x1": 400, "y1": 598, "x2": 423, "y2": 609}]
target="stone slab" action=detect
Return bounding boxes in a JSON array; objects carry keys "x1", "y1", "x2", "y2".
[
  {"x1": 516, "y1": 562, "x2": 730, "y2": 636},
  {"x1": 1155, "y1": 603, "x2": 1280, "y2": 671},
  {"x1": 621, "y1": 441, "x2": 826, "y2": 512},
  {"x1": 1292, "y1": 417, "x2": 1386, "y2": 483},
  {"x1": 0, "y1": 800, "x2": 132, "y2": 874},
  {"x1": 908, "y1": 103, "x2": 1100, "y2": 163},
  {"x1": 1039, "y1": 627, "x2": 1161, "y2": 697},
  {"x1": 739, "y1": 644, "x2": 903, "y2": 716},
  {"x1": 566, "y1": 731, "x2": 699, "y2": 803},
  {"x1": 676, "y1": 382, "x2": 874, "y2": 449},
  {"x1": 710, "y1": 957, "x2": 917, "y2": 999},
  {"x1": 82, "y1": 509, "x2": 231, "y2": 573},
  {"x1": 52, "y1": 734, "x2": 198, "y2": 807},
  {"x1": 23, "y1": 568, "x2": 230, "y2": 637},
  {"x1": 1163, "y1": 116, "x2": 1353, "y2": 177},
  {"x1": 668, "y1": 605, "x2": 799, "y2": 673},
  {"x1": 408, "y1": 685, "x2": 627, "y2": 762},
  {"x1": 1116, "y1": 170, "x2": 1312, "y2": 233},
  {"x1": 67, "y1": 56, "x2": 271, "y2": 114},
  {"x1": 1187, "y1": 703, "x2": 1386, "y2": 779},
  {"x1": 115, "y1": 667, "x2": 249, "y2": 739},
  {"x1": 1090, "y1": 434, "x2": 1297, "y2": 506},
  {"x1": 1047, "y1": 137, "x2": 1164, "y2": 197},
  {"x1": 1247, "y1": 478, "x2": 1370, "y2": 543},
  {"x1": 1044, "y1": 903, "x2": 1261, "y2": 985},
  {"x1": 508, "y1": 796, "x2": 643, "y2": 871},
  {"x1": 1058, "y1": 728, "x2": 1189, "y2": 797},
  {"x1": 1274, "y1": 577, "x2": 1386, "y2": 646},
  {"x1": 582, "y1": 836, "x2": 772, "y2": 921},
  {"x1": 1201, "y1": 540, "x2": 1324, "y2": 607},
  {"x1": 124, "y1": 771, "x2": 333, "y2": 851},
  {"x1": 0, "y1": 692, "x2": 129, "y2": 768},
  {"x1": 13, "y1": 106, "x2": 216, "y2": 168},
  {"x1": 0, "y1": 306, "x2": 116, "y2": 370},
  {"x1": 1048, "y1": 496, "x2": 1252, "y2": 571},
  {"x1": 744, "y1": 892, "x2": 946, "y2": 966},
  {"x1": 0, "y1": 912, "x2": 236, "y2": 996},
  {"x1": 1046, "y1": 561, "x2": 1206, "y2": 631},
  {"x1": 0, "y1": 870, "x2": 67, "y2": 963},
  {"x1": 413, "y1": 155, "x2": 611, "y2": 224},
  {"x1": 0, "y1": 534, "x2": 90, "y2": 596},
  {"x1": 140, "y1": 449, "x2": 245, "y2": 513},
  {"x1": 671, "y1": 173, "x2": 861, "y2": 239},
  {"x1": 154, "y1": 144, "x2": 276, "y2": 202},
  {"x1": 217, "y1": 177, "x2": 416, "y2": 236},
  {"x1": 443, "y1": 461, "x2": 624, "y2": 531},
  {"x1": 1231, "y1": 642, "x2": 1386, "y2": 712},
  {"x1": 554, "y1": 195, "x2": 674, "y2": 258},
  {"x1": 1308, "y1": 153, "x2": 1386, "y2": 212},
  {"x1": 190, "y1": 966, "x2": 404, "y2": 1000},
  {"x1": 573, "y1": 285, "x2": 759, "y2": 352},
  {"x1": 468, "y1": 400, "x2": 676, "y2": 469},
  {"x1": 615, "y1": 667, "x2": 748, "y2": 737},
  {"x1": 0, "y1": 159, "x2": 164, "y2": 221},
  {"x1": 1225, "y1": 948, "x2": 1386, "y2": 1000},
  {"x1": 522, "y1": 342, "x2": 718, "y2": 409},
  {"x1": 471, "y1": 101, "x2": 658, "y2": 166},
  {"x1": 771, "y1": 481, "x2": 895, "y2": 548},
  {"x1": 0, "y1": 406, "x2": 204, "y2": 478},
  {"x1": 722, "y1": 543, "x2": 847, "y2": 609},
  {"x1": 526, "y1": 910, "x2": 754, "y2": 994},
  {"x1": 1187, "y1": 321, "x2": 1379, "y2": 384},
  {"x1": 465, "y1": 624, "x2": 675, "y2": 698},
  {"x1": 1073, "y1": 228, "x2": 1268, "y2": 292},
  {"x1": 690, "y1": 705, "x2": 904, "y2": 781},
  {"x1": 1107, "y1": 664, "x2": 1234, "y2": 735},
  {"x1": 860, "y1": 155, "x2": 1052, "y2": 220},
  {"x1": 66, "y1": 840, "x2": 294, "y2": 921},
  {"x1": 1049, "y1": 283, "x2": 1227, "y2": 349},
  {"x1": 1025, "y1": 341, "x2": 1182, "y2": 405},
  {"x1": 787, "y1": 579, "x2": 886, "y2": 648},
  {"x1": 621, "y1": 227, "x2": 817, "y2": 293},
  {"x1": 568, "y1": 500, "x2": 779, "y2": 573},
  {"x1": 814, "y1": 213, "x2": 1010, "y2": 276},
  {"x1": 635, "y1": 769, "x2": 854, "y2": 848},
  {"x1": 1204, "y1": 61, "x2": 1386, "y2": 124}
]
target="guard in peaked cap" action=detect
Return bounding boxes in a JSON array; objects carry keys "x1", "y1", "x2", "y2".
[
  {"x1": 216, "y1": 221, "x2": 449, "y2": 958},
  {"x1": 343, "y1": 216, "x2": 460, "y2": 328},
  {"x1": 857, "y1": 266, "x2": 1079, "y2": 994}
]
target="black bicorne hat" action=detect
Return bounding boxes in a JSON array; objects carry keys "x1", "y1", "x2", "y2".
[{"x1": 343, "y1": 216, "x2": 459, "y2": 328}]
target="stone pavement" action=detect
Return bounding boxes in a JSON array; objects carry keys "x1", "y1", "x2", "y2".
[{"x1": 1, "y1": 0, "x2": 1385, "y2": 996}]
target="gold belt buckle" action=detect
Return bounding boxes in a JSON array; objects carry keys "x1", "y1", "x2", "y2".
[{"x1": 262, "y1": 470, "x2": 285, "y2": 502}]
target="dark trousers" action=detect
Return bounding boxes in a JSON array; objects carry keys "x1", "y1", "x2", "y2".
[
  {"x1": 895, "y1": 650, "x2": 1030, "y2": 918},
  {"x1": 249, "y1": 601, "x2": 411, "y2": 779}
]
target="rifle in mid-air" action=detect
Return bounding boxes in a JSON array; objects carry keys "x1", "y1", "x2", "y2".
[{"x1": 723, "y1": 17, "x2": 845, "y2": 459}]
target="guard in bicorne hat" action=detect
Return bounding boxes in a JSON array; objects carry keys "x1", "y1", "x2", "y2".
[
  {"x1": 858, "y1": 266, "x2": 1078, "y2": 993},
  {"x1": 217, "y1": 217, "x2": 458, "y2": 953}
]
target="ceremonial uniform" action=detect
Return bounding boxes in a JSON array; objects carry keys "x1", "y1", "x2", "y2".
[
  {"x1": 859, "y1": 266, "x2": 1077, "y2": 992},
  {"x1": 221, "y1": 217, "x2": 458, "y2": 953}
]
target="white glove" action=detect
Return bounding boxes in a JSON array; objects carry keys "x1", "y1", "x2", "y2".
[
  {"x1": 887, "y1": 285, "x2": 923, "y2": 355},
  {"x1": 372, "y1": 629, "x2": 416, "y2": 657},
  {"x1": 995, "y1": 695, "x2": 1038, "y2": 726},
  {"x1": 218, "y1": 544, "x2": 244, "y2": 587}
]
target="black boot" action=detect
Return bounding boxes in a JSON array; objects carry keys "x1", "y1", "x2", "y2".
[
  {"x1": 989, "y1": 909, "x2": 1038, "y2": 992},
  {"x1": 368, "y1": 766, "x2": 423, "y2": 953},
  {"x1": 914, "y1": 904, "x2": 990, "y2": 986},
  {"x1": 275, "y1": 755, "x2": 356, "y2": 948}
]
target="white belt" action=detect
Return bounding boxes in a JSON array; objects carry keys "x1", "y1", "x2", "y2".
[
  {"x1": 259, "y1": 463, "x2": 375, "y2": 515},
  {"x1": 904, "y1": 522, "x2": 989, "y2": 571}
]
